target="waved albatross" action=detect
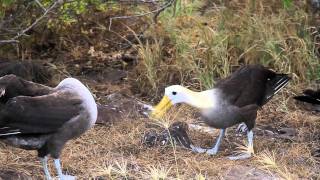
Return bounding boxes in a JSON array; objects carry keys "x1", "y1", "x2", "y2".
[
  {"x1": 0, "y1": 74, "x2": 97, "y2": 180},
  {"x1": 151, "y1": 65, "x2": 290, "y2": 160},
  {"x1": 294, "y1": 88, "x2": 320, "y2": 111}
]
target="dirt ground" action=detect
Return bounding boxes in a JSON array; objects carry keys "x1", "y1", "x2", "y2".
[{"x1": 0, "y1": 72, "x2": 319, "y2": 180}]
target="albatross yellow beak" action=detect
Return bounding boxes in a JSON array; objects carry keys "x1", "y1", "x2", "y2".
[{"x1": 151, "y1": 95, "x2": 173, "y2": 119}]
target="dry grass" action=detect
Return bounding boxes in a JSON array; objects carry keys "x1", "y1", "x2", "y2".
[
  {"x1": 0, "y1": 0, "x2": 320, "y2": 179},
  {"x1": 0, "y1": 89, "x2": 319, "y2": 179},
  {"x1": 255, "y1": 151, "x2": 293, "y2": 180},
  {"x1": 133, "y1": 0, "x2": 319, "y2": 96}
]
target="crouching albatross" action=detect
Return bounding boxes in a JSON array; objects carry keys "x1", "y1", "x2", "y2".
[
  {"x1": 151, "y1": 65, "x2": 290, "y2": 160},
  {"x1": 0, "y1": 74, "x2": 97, "y2": 180}
]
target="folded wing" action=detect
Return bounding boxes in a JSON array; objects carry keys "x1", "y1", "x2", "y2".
[{"x1": 0, "y1": 92, "x2": 82, "y2": 136}]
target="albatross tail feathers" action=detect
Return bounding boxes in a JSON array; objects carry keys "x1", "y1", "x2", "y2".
[
  {"x1": 294, "y1": 96, "x2": 320, "y2": 104},
  {"x1": 0, "y1": 127, "x2": 20, "y2": 136},
  {"x1": 262, "y1": 73, "x2": 291, "y2": 105},
  {"x1": 294, "y1": 89, "x2": 320, "y2": 105}
]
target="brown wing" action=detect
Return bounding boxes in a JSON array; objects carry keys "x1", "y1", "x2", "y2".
[
  {"x1": 0, "y1": 92, "x2": 82, "y2": 135},
  {"x1": 215, "y1": 65, "x2": 289, "y2": 107},
  {"x1": 0, "y1": 74, "x2": 53, "y2": 103}
]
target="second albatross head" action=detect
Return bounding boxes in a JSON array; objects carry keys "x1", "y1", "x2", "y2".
[{"x1": 151, "y1": 85, "x2": 218, "y2": 118}]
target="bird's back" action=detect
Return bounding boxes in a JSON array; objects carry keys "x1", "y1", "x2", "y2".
[{"x1": 215, "y1": 65, "x2": 290, "y2": 107}]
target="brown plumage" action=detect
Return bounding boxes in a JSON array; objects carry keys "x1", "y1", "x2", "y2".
[
  {"x1": 152, "y1": 64, "x2": 290, "y2": 159},
  {"x1": 0, "y1": 74, "x2": 97, "y2": 180}
]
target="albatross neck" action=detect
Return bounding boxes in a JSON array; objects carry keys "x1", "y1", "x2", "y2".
[
  {"x1": 56, "y1": 78, "x2": 98, "y2": 125},
  {"x1": 182, "y1": 88, "x2": 218, "y2": 109}
]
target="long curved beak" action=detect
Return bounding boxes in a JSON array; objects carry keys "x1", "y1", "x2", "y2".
[{"x1": 151, "y1": 95, "x2": 173, "y2": 118}]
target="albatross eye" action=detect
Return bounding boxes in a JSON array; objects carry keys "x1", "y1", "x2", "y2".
[{"x1": 172, "y1": 91, "x2": 177, "y2": 95}]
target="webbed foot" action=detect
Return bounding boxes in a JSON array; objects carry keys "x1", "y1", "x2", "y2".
[
  {"x1": 228, "y1": 152, "x2": 252, "y2": 160},
  {"x1": 190, "y1": 144, "x2": 207, "y2": 153},
  {"x1": 58, "y1": 174, "x2": 76, "y2": 180},
  {"x1": 54, "y1": 159, "x2": 76, "y2": 180},
  {"x1": 206, "y1": 147, "x2": 219, "y2": 155},
  {"x1": 236, "y1": 123, "x2": 248, "y2": 135}
]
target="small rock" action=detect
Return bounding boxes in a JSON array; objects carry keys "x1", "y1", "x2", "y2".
[
  {"x1": 277, "y1": 128, "x2": 297, "y2": 140},
  {"x1": 142, "y1": 122, "x2": 193, "y2": 149}
]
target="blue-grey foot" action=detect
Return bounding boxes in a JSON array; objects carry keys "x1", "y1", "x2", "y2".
[
  {"x1": 228, "y1": 152, "x2": 252, "y2": 160},
  {"x1": 58, "y1": 174, "x2": 76, "y2": 180},
  {"x1": 206, "y1": 129, "x2": 226, "y2": 156},
  {"x1": 54, "y1": 159, "x2": 76, "y2": 180},
  {"x1": 39, "y1": 156, "x2": 52, "y2": 180},
  {"x1": 206, "y1": 146, "x2": 219, "y2": 155},
  {"x1": 190, "y1": 144, "x2": 207, "y2": 153},
  {"x1": 228, "y1": 130, "x2": 254, "y2": 160},
  {"x1": 236, "y1": 123, "x2": 248, "y2": 135}
]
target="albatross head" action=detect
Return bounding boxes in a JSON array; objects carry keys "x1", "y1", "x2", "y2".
[{"x1": 151, "y1": 85, "x2": 217, "y2": 118}]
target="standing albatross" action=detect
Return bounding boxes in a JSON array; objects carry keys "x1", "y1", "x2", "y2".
[
  {"x1": 0, "y1": 74, "x2": 97, "y2": 180},
  {"x1": 151, "y1": 65, "x2": 290, "y2": 160}
]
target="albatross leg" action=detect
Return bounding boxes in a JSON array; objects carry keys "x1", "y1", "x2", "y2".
[
  {"x1": 236, "y1": 122, "x2": 248, "y2": 134},
  {"x1": 228, "y1": 130, "x2": 254, "y2": 160},
  {"x1": 206, "y1": 129, "x2": 226, "y2": 155},
  {"x1": 54, "y1": 159, "x2": 76, "y2": 180},
  {"x1": 40, "y1": 156, "x2": 52, "y2": 180}
]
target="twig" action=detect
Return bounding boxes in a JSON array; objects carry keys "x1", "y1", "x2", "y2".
[
  {"x1": 0, "y1": 0, "x2": 64, "y2": 44},
  {"x1": 153, "y1": 0, "x2": 174, "y2": 22},
  {"x1": 0, "y1": 40, "x2": 19, "y2": 44},
  {"x1": 34, "y1": 0, "x2": 47, "y2": 12},
  {"x1": 108, "y1": 0, "x2": 175, "y2": 31}
]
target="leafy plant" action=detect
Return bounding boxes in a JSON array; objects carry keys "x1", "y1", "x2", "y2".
[{"x1": 282, "y1": 0, "x2": 293, "y2": 9}]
